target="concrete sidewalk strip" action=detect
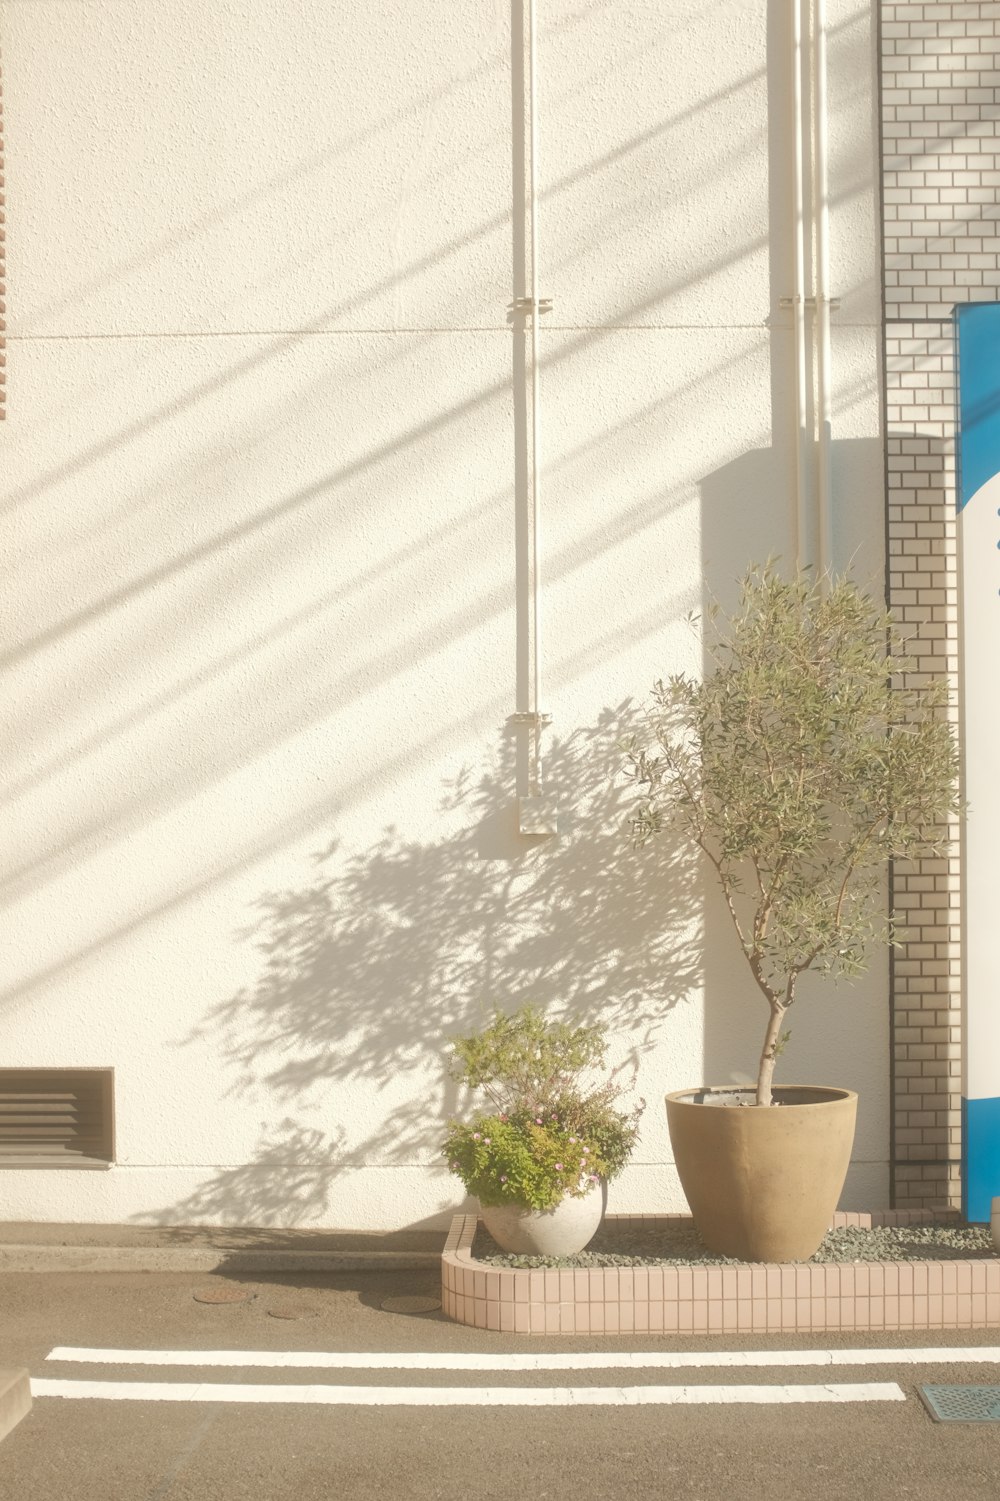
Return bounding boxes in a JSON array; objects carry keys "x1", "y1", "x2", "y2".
[
  {"x1": 0, "y1": 1246, "x2": 440, "y2": 1274},
  {"x1": 0, "y1": 1370, "x2": 31, "y2": 1443},
  {"x1": 30, "y1": 1378, "x2": 908, "y2": 1406},
  {"x1": 44, "y1": 1345, "x2": 1000, "y2": 1371}
]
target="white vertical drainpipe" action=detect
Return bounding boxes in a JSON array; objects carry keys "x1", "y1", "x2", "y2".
[
  {"x1": 528, "y1": 0, "x2": 544, "y2": 796},
  {"x1": 516, "y1": 0, "x2": 556, "y2": 836},
  {"x1": 813, "y1": 0, "x2": 834, "y2": 582},
  {"x1": 791, "y1": 0, "x2": 810, "y2": 572}
]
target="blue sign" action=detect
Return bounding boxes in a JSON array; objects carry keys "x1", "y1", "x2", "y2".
[
  {"x1": 955, "y1": 302, "x2": 1000, "y2": 1222},
  {"x1": 957, "y1": 303, "x2": 1000, "y2": 509}
]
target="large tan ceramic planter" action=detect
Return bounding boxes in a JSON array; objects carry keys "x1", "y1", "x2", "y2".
[{"x1": 665, "y1": 1085, "x2": 858, "y2": 1262}]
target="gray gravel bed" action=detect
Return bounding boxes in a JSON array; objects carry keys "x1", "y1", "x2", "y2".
[{"x1": 472, "y1": 1219, "x2": 998, "y2": 1269}]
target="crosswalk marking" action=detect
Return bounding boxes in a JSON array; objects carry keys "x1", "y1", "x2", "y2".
[
  {"x1": 31, "y1": 1379, "x2": 908, "y2": 1407},
  {"x1": 45, "y1": 1345, "x2": 1000, "y2": 1371},
  {"x1": 37, "y1": 1343, "x2": 995, "y2": 1408}
]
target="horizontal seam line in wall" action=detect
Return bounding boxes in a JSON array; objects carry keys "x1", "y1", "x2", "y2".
[
  {"x1": 8, "y1": 328, "x2": 525, "y2": 341},
  {"x1": 103, "y1": 1158, "x2": 896, "y2": 1170},
  {"x1": 2, "y1": 322, "x2": 875, "y2": 343},
  {"x1": 107, "y1": 1163, "x2": 455, "y2": 1170},
  {"x1": 889, "y1": 1157, "x2": 963, "y2": 1167}
]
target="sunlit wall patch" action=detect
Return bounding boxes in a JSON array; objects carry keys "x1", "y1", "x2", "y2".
[
  {"x1": 955, "y1": 302, "x2": 1000, "y2": 1223},
  {"x1": 0, "y1": 51, "x2": 6, "y2": 420}
]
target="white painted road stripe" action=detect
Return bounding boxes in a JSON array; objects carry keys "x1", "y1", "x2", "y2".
[
  {"x1": 45, "y1": 1345, "x2": 1000, "y2": 1371},
  {"x1": 31, "y1": 1379, "x2": 907, "y2": 1406}
]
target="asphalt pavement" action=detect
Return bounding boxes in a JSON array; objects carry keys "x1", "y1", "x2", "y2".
[{"x1": 1, "y1": 1263, "x2": 1000, "y2": 1500}]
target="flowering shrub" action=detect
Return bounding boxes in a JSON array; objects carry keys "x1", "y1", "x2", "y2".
[
  {"x1": 444, "y1": 1112, "x2": 604, "y2": 1210},
  {"x1": 442, "y1": 1007, "x2": 642, "y2": 1210}
]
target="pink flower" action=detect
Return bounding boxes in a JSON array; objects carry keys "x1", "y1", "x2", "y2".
[
  {"x1": 473, "y1": 1133, "x2": 481, "y2": 1141},
  {"x1": 555, "y1": 1162, "x2": 563, "y2": 1171},
  {"x1": 483, "y1": 1138, "x2": 491, "y2": 1146}
]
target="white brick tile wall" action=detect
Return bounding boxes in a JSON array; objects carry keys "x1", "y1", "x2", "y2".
[
  {"x1": 0, "y1": 60, "x2": 6, "y2": 422},
  {"x1": 878, "y1": 2, "x2": 993, "y2": 1210}
]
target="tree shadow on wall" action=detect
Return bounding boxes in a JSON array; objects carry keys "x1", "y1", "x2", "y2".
[
  {"x1": 150, "y1": 707, "x2": 701, "y2": 1225},
  {"x1": 145, "y1": 1119, "x2": 349, "y2": 1230}
]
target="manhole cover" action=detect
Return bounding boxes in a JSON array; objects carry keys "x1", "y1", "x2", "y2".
[
  {"x1": 193, "y1": 1286, "x2": 256, "y2": 1305},
  {"x1": 267, "y1": 1305, "x2": 318, "y2": 1321},
  {"x1": 379, "y1": 1295, "x2": 441, "y2": 1315},
  {"x1": 918, "y1": 1385, "x2": 1000, "y2": 1423}
]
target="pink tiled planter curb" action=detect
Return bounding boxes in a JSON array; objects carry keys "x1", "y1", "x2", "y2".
[{"x1": 441, "y1": 1211, "x2": 1000, "y2": 1336}]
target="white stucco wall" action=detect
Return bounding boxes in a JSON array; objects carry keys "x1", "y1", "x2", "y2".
[{"x1": 1, "y1": 1, "x2": 887, "y2": 1227}]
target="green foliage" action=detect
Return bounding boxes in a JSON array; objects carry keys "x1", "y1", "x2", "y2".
[
  {"x1": 449, "y1": 1006, "x2": 610, "y2": 1115},
  {"x1": 443, "y1": 1006, "x2": 642, "y2": 1208},
  {"x1": 443, "y1": 1112, "x2": 605, "y2": 1211},
  {"x1": 622, "y1": 564, "x2": 961, "y2": 1102}
]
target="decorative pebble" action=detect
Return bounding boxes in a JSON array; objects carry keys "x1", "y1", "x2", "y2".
[{"x1": 473, "y1": 1221, "x2": 997, "y2": 1270}]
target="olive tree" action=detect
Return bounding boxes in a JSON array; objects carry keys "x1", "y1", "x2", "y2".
[{"x1": 623, "y1": 566, "x2": 961, "y2": 1106}]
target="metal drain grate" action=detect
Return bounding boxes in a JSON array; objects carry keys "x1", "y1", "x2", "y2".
[{"x1": 918, "y1": 1385, "x2": 1000, "y2": 1423}]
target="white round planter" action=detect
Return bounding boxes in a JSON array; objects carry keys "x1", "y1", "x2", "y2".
[
  {"x1": 991, "y1": 1197, "x2": 1000, "y2": 1253},
  {"x1": 480, "y1": 1182, "x2": 606, "y2": 1256}
]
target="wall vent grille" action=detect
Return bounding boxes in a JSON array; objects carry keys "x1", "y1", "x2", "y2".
[{"x1": 0, "y1": 1070, "x2": 114, "y2": 1168}]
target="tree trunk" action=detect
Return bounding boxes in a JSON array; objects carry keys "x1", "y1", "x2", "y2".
[{"x1": 756, "y1": 1002, "x2": 787, "y2": 1106}]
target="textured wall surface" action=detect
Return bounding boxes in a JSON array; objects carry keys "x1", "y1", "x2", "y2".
[
  {"x1": 880, "y1": 0, "x2": 1000, "y2": 1212},
  {"x1": 1, "y1": 1, "x2": 886, "y2": 1227},
  {"x1": 1, "y1": 52, "x2": 6, "y2": 422}
]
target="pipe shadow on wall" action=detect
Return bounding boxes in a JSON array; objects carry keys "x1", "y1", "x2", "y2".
[
  {"x1": 686, "y1": 0, "x2": 888, "y2": 1120},
  {"x1": 697, "y1": 435, "x2": 890, "y2": 1208}
]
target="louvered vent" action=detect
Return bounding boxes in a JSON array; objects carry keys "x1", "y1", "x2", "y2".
[{"x1": 0, "y1": 1070, "x2": 114, "y2": 1167}]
